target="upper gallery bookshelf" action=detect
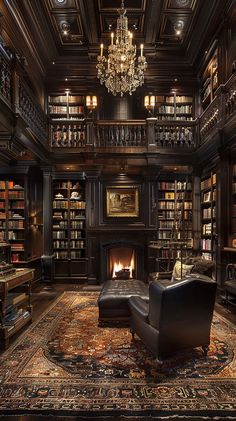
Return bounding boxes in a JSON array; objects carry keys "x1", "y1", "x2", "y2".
[
  {"x1": 200, "y1": 48, "x2": 218, "y2": 109},
  {"x1": 52, "y1": 178, "x2": 87, "y2": 280},
  {"x1": 154, "y1": 93, "x2": 193, "y2": 121},
  {"x1": 48, "y1": 93, "x2": 86, "y2": 148},
  {"x1": 200, "y1": 171, "x2": 217, "y2": 259},
  {"x1": 152, "y1": 176, "x2": 193, "y2": 271}
]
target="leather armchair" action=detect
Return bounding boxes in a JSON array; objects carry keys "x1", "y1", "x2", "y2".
[
  {"x1": 129, "y1": 276, "x2": 217, "y2": 361},
  {"x1": 148, "y1": 257, "x2": 215, "y2": 284}
]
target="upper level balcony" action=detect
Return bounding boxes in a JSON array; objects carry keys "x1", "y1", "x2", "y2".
[{"x1": 0, "y1": 43, "x2": 236, "y2": 163}]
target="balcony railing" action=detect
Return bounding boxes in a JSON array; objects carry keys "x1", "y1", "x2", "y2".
[
  {"x1": 0, "y1": 45, "x2": 47, "y2": 144},
  {"x1": 154, "y1": 120, "x2": 196, "y2": 149},
  {"x1": 18, "y1": 80, "x2": 47, "y2": 142},
  {"x1": 94, "y1": 120, "x2": 146, "y2": 148},
  {"x1": 0, "y1": 45, "x2": 12, "y2": 106},
  {"x1": 199, "y1": 95, "x2": 220, "y2": 143},
  {"x1": 225, "y1": 73, "x2": 236, "y2": 121}
]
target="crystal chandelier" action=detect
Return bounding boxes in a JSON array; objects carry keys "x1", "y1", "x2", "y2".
[{"x1": 96, "y1": 1, "x2": 147, "y2": 96}]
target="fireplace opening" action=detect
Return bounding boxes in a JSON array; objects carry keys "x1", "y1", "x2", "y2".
[{"x1": 108, "y1": 247, "x2": 136, "y2": 280}]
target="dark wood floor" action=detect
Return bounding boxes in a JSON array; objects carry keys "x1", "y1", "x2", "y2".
[{"x1": 0, "y1": 281, "x2": 235, "y2": 421}]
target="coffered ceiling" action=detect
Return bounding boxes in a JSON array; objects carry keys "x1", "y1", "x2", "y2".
[
  {"x1": 1, "y1": 0, "x2": 227, "y2": 92},
  {"x1": 42, "y1": 0, "x2": 202, "y2": 51}
]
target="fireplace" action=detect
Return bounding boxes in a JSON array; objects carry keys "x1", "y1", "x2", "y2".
[
  {"x1": 108, "y1": 246, "x2": 135, "y2": 280},
  {"x1": 100, "y1": 239, "x2": 144, "y2": 282}
]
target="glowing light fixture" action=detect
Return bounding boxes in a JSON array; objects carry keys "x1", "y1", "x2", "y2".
[{"x1": 96, "y1": 0, "x2": 147, "y2": 96}]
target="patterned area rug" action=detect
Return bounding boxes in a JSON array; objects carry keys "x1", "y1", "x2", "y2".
[{"x1": 0, "y1": 292, "x2": 235, "y2": 418}]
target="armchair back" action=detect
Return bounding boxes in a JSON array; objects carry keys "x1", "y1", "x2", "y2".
[{"x1": 129, "y1": 275, "x2": 217, "y2": 359}]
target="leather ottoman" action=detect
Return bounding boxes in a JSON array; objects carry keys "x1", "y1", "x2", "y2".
[{"x1": 98, "y1": 279, "x2": 149, "y2": 322}]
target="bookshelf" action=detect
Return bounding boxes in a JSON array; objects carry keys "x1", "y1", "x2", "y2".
[
  {"x1": 230, "y1": 164, "x2": 236, "y2": 247},
  {"x1": 154, "y1": 177, "x2": 193, "y2": 270},
  {"x1": 0, "y1": 170, "x2": 43, "y2": 282},
  {"x1": 155, "y1": 94, "x2": 193, "y2": 121},
  {"x1": 52, "y1": 178, "x2": 87, "y2": 280},
  {"x1": 0, "y1": 268, "x2": 34, "y2": 349},
  {"x1": 201, "y1": 49, "x2": 218, "y2": 109},
  {"x1": 0, "y1": 179, "x2": 27, "y2": 263},
  {"x1": 48, "y1": 93, "x2": 86, "y2": 148},
  {"x1": 200, "y1": 171, "x2": 217, "y2": 259}
]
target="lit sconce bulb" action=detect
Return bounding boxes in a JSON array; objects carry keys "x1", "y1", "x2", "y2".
[
  {"x1": 63, "y1": 30, "x2": 68, "y2": 35},
  {"x1": 92, "y1": 96, "x2": 97, "y2": 107},
  {"x1": 140, "y1": 44, "x2": 144, "y2": 57},
  {"x1": 144, "y1": 96, "x2": 149, "y2": 107},
  {"x1": 86, "y1": 95, "x2": 97, "y2": 110},
  {"x1": 111, "y1": 32, "x2": 114, "y2": 45},
  {"x1": 176, "y1": 30, "x2": 181, "y2": 36},
  {"x1": 86, "y1": 96, "x2": 90, "y2": 107},
  {"x1": 150, "y1": 95, "x2": 155, "y2": 107}
]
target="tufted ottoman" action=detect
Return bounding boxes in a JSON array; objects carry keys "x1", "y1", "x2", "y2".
[{"x1": 98, "y1": 279, "x2": 149, "y2": 322}]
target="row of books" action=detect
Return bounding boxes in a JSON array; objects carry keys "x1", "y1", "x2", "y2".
[
  {"x1": 158, "y1": 182, "x2": 192, "y2": 190},
  {"x1": 202, "y1": 190, "x2": 216, "y2": 202},
  {"x1": 201, "y1": 174, "x2": 216, "y2": 190},
  {"x1": 54, "y1": 250, "x2": 83, "y2": 259},
  {"x1": 49, "y1": 95, "x2": 83, "y2": 103},
  {"x1": 201, "y1": 239, "x2": 213, "y2": 250},
  {"x1": 202, "y1": 208, "x2": 216, "y2": 219},
  {"x1": 155, "y1": 96, "x2": 192, "y2": 103}
]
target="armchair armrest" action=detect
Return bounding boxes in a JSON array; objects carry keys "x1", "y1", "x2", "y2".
[
  {"x1": 148, "y1": 271, "x2": 172, "y2": 282},
  {"x1": 128, "y1": 296, "x2": 149, "y2": 323}
]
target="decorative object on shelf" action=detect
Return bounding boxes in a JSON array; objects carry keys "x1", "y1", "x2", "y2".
[
  {"x1": 70, "y1": 191, "x2": 81, "y2": 200},
  {"x1": 96, "y1": 0, "x2": 147, "y2": 96},
  {"x1": 106, "y1": 186, "x2": 139, "y2": 217}
]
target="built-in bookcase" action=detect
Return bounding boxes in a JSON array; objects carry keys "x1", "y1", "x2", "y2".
[
  {"x1": 155, "y1": 94, "x2": 193, "y2": 121},
  {"x1": 0, "y1": 179, "x2": 27, "y2": 262},
  {"x1": 52, "y1": 178, "x2": 87, "y2": 280},
  {"x1": 48, "y1": 93, "x2": 86, "y2": 148},
  {"x1": 200, "y1": 172, "x2": 217, "y2": 259},
  {"x1": 0, "y1": 170, "x2": 43, "y2": 282},
  {"x1": 230, "y1": 164, "x2": 236, "y2": 245},
  {"x1": 200, "y1": 48, "x2": 218, "y2": 109},
  {"x1": 153, "y1": 176, "x2": 193, "y2": 270}
]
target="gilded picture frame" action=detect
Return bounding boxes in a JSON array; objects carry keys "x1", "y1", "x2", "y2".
[{"x1": 106, "y1": 186, "x2": 139, "y2": 217}]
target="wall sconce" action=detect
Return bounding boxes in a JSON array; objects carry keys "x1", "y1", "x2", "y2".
[
  {"x1": 86, "y1": 95, "x2": 97, "y2": 110},
  {"x1": 86, "y1": 95, "x2": 97, "y2": 117},
  {"x1": 144, "y1": 95, "x2": 155, "y2": 116}
]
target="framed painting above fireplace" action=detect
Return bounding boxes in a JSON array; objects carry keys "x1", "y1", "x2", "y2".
[{"x1": 106, "y1": 186, "x2": 139, "y2": 217}]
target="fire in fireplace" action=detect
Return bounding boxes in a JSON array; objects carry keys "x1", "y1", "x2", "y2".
[{"x1": 109, "y1": 247, "x2": 135, "y2": 280}]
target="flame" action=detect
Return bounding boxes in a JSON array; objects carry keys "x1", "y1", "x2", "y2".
[{"x1": 112, "y1": 252, "x2": 135, "y2": 279}]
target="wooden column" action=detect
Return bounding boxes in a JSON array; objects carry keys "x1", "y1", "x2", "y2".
[{"x1": 41, "y1": 166, "x2": 54, "y2": 283}]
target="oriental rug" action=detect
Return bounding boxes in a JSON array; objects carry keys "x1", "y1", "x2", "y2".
[{"x1": 0, "y1": 292, "x2": 235, "y2": 419}]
